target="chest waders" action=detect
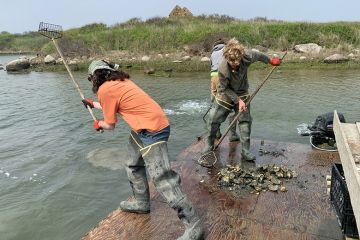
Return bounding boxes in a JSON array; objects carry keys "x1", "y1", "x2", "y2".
[
  {"x1": 201, "y1": 94, "x2": 253, "y2": 162},
  {"x1": 123, "y1": 131, "x2": 204, "y2": 239},
  {"x1": 199, "y1": 52, "x2": 287, "y2": 167},
  {"x1": 208, "y1": 74, "x2": 239, "y2": 142}
]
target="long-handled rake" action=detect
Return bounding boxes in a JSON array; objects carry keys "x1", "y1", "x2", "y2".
[
  {"x1": 198, "y1": 52, "x2": 287, "y2": 167},
  {"x1": 38, "y1": 22, "x2": 103, "y2": 132}
]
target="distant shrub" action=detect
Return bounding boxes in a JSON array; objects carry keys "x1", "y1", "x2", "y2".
[{"x1": 79, "y1": 23, "x2": 108, "y2": 33}]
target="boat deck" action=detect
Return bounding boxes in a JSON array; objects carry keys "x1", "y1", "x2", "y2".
[{"x1": 82, "y1": 137, "x2": 344, "y2": 240}]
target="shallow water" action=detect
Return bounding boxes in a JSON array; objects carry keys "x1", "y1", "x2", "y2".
[{"x1": 1, "y1": 55, "x2": 359, "y2": 239}]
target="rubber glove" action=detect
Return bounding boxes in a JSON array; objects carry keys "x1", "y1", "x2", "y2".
[
  {"x1": 270, "y1": 57, "x2": 281, "y2": 66},
  {"x1": 82, "y1": 98, "x2": 94, "y2": 109},
  {"x1": 93, "y1": 120, "x2": 103, "y2": 131}
]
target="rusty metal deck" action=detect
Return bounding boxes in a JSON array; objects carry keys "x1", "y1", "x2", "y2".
[{"x1": 82, "y1": 137, "x2": 343, "y2": 240}]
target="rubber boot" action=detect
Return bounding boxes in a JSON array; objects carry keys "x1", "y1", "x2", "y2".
[
  {"x1": 228, "y1": 113, "x2": 240, "y2": 142},
  {"x1": 175, "y1": 197, "x2": 204, "y2": 240},
  {"x1": 239, "y1": 123, "x2": 256, "y2": 161},
  {"x1": 215, "y1": 129, "x2": 222, "y2": 140},
  {"x1": 120, "y1": 138, "x2": 151, "y2": 214},
  {"x1": 142, "y1": 143, "x2": 204, "y2": 240},
  {"x1": 202, "y1": 134, "x2": 216, "y2": 154}
]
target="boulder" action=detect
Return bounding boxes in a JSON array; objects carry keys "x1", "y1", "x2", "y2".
[
  {"x1": 200, "y1": 57, "x2": 210, "y2": 62},
  {"x1": 294, "y1": 43, "x2": 322, "y2": 54},
  {"x1": 144, "y1": 67, "x2": 155, "y2": 75},
  {"x1": 348, "y1": 53, "x2": 355, "y2": 58},
  {"x1": 169, "y1": 5, "x2": 193, "y2": 17},
  {"x1": 29, "y1": 56, "x2": 43, "y2": 65},
  {"x1": 181, "y1": 56, "x2": 191, "y2": 61},
  {"x1": 141, "y1": 56, "x2": 150, "y2": 62},
  {"x1": 5, "y1": 58, "x2": 30, "y2": 71},
  {"x1": 56, "y1": 58, "x2": 63, "y2": 64},
  {"x1": 324, "y1": 54, "x2": 349, "y2": 63},
  {"x1": 44, "y1": 55, "x2": 56, "y2": 64}
]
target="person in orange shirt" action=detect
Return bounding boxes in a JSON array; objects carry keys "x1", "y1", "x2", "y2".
[{"x1": 82, "y1": 60, "x2": 203, "y2": 240}]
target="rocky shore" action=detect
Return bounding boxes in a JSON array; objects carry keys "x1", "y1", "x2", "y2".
[{"x1": 2, "y1": 43, "x2": 360, "y2": 73}]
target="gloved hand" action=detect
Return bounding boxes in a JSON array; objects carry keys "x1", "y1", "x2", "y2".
[
  {"x1": 270, "y1": 57, "x2": 281, "y2": 66},
  {"x1": 82, "y1": 98, "x2": 94, "y2": 109},
  {"x1": 93, "y1": 120, "x2": 103, "y2": 131}
]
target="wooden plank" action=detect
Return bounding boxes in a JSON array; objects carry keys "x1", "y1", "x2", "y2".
[
  {"x1": 356, "y1": 122, "x2": 360, "y2": 136},
  {"x1": 333, "y1": 110, "x2": 360, "y2": 235}
]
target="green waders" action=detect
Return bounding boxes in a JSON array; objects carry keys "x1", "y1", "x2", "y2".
[
  {"x1": 123, "y1": 133, "x2": 204, "y2": 240},
  {"x1": 202, "y1": 100, "x2": 255, "y2": 161}
]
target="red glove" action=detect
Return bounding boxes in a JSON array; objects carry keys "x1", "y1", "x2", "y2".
[
  {"x1": 270, "y1": 58, "x2": 281, "y2": 66},
  {"x1": 93, "y1": 120, "x2": 102, "y2": 131},
  {"x1": 82, "y1": 98, "x2": 94, "y2": 109}
]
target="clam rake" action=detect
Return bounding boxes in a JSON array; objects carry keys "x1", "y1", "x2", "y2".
[
  {"x1": 38, "y1": 22, "x2": 103, "y2": 132},
  {"x1": 198, "y1": 52, "x2": 287, "y2": 168}
]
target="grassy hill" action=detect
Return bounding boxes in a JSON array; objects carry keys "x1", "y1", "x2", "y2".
[
  {"x1": 1, "y1": 15, "x2": 360, "y2": 56},
  {"x1": 1, "y1": 16, "x2": 360, "y2": 72}
]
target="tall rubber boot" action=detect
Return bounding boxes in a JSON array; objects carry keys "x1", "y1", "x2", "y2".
[
  {"x1": 202, "y1": 134, "x2": 216, "y2": 154},
  {"x1": 174, "y1": 197, "x2": 204, "y2": 240},
  {"x1": 239, "y1": 123, "x2": 256, "y2": 161},
  {"x1": 228, "y1": 113, "x2": 240, "y2": 142},
  {"x1": 120, "y1": 138, "x2": 150, "y2": 214},
  {"x1": 142, "y1": 142, "x2": 204, "y2": 240}
]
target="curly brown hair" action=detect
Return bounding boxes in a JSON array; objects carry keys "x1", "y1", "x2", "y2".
[
  {"x1": 88, "y1": 69, "x2": 130, "y2": 94},
  {"x1": 223, "y1": 38, "x2": 245, "y2": 63}
]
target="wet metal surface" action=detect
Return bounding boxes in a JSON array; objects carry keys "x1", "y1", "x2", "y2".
[{"x1": 83, "y1": 138, "x2": 343, "y2": 240}]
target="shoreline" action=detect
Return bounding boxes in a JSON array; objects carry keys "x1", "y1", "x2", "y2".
[{"x1": 2, "y1": 50, "x2": 360, "y2": 73}]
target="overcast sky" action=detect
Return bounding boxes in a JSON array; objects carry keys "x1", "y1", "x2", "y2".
[{"x1": 1, "y1": 0, "x2": 359, "y2": 34}]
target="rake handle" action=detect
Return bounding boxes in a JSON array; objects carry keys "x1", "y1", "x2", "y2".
[
  {"x1": 52, "y1": 39, "x2": 103, "y2": 132},
  {"x1": 213, "y1": 52, "x2": 287, "y2": 150}
]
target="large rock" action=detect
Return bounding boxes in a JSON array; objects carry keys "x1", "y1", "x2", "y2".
[
  {"x1": 200, "y1": 57, "x2": 210, "y2": 62},
  {"x1": 294, "y1": 43, "x2": 322, "y2": 54},
  {"x1": 5, "y1": 58, "x2": 30, "y2": 71},
  {"x1": 44, "y1": 55, "x2": 56, "y2": 64},
  {"x1": 324, "y1": 54, "x2": 349, "y2": 63},
  {"x1": 169, "y1": 5, "x2": 192, "y2": 17},
  {"x1": 29, "y1": 56, "x2": 43, "y2": 65},
  {"x1": 141, "y1": 56, "x2": 150, "y2": 62}
]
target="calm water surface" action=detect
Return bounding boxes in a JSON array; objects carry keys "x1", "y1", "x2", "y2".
[{"x1": 1, "y1": 55, "x2": 360, "y2": 240}]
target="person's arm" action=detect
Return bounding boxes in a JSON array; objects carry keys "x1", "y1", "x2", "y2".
[
  {"x1": 94, "y1": 120, "x2": 115, "y2": 131},
  {"x1": 247, "y1": 50, "x2": 271, "y2": 64},
  {"x1": 247, "y1": 50, "x2": 281, "y2": 66},
  {"x1": 82, "y1": 99, "x2": 103, "y2": 110}
]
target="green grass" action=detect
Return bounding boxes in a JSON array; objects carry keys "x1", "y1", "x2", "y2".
[{"x1": 1, "y1": 16, "x2": 360, "y2": 55}]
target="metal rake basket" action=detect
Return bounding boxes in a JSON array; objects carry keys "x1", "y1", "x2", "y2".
[{"x1": 38, "y1": 22, "x2": 63, "y2": 39}]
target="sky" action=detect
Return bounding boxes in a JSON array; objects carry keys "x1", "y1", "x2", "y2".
[{"x1": 1, "y1": 0, "x2": 360, "y2": 34}]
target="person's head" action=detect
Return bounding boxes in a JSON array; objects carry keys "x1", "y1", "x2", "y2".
[
  {"x1": 87, "y1": 60, "x2": 130, "y2": 93},
  {"x1": 223, "y1": 38, "x2": 245, "y2": 70}
]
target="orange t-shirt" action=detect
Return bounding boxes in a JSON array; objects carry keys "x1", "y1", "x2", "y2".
[{"x1": 97, "y1": 79, "x2": 169, "y2": 132}]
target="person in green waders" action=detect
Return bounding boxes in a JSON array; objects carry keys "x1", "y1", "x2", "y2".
[
  {"x1": 200, "y1": 38, "x2": 281, "y2": 166},
  {"x1": 208, "y1": 37, "x2": 240, "y2": 142},
  {"x1": 83, "y1": 60, "x2": 204, "y2": 239}
]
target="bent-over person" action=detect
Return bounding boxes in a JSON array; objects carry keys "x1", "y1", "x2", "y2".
[
  {"x1": 200, "y1": 38, "x2": 281, "y2": 166},
  {"x1": 83, "y1": 60, "x2": 204, "y2": 240}
]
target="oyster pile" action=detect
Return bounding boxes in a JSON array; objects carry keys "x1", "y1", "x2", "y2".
[{"x1": 217, "y1": 164, "x2": 296, "y2": 194}]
